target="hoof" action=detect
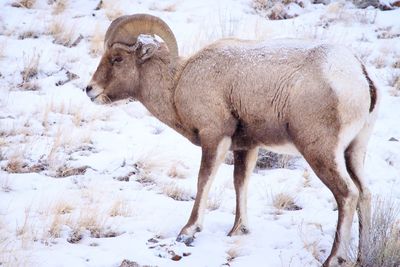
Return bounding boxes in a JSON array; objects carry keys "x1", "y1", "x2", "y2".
[
  {"x1": 228, "y1": 225, "x2": 249, "y2": 236},
  {"x1": 176, "y1": 234, "x2": 195, "y2": 246}
]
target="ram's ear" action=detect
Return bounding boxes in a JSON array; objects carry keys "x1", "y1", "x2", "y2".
[
  {"x1": 137, "y1": 43, "x2": 158, "y2": 62},
  {"x1": 136, "y1": 35, "x2": 160, "y2": 63}
]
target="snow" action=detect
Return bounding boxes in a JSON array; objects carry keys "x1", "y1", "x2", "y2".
[{"x1": 1, "y1": 0, "x2": 400, "y2": 266}]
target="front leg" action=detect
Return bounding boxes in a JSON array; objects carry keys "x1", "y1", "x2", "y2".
[
  {"x1": 177, "y1": 136, "x2": 231, "y2": 245},
  {"x1": 228, "y1": 147, "x2": 258, "y2": 236}
]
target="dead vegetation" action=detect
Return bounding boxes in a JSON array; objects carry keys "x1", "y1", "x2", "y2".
[
  {"x1": 109, "y1": 199, "x2": 133, "y2": 217},
  {"x1": 102, "y1": 0, "x2": 124, "y2": 21},
  {"x1": 11, "y1": 0, "x2": 36, "y2": 8},
  {"x1": 350, "y1": 197, "x2": 400, "y2": 267},
  {"x1": 149, "y1": 2, "x2": 178, "y2": 12},
  {"x1": 376, "y1": 26, "x2": 400, "y2": 39},
  {"x1": 53, "y1": 165, "x2": 89, "y2": 178},
  {"x1": 256, "y1": 149, "x2": 298, "y2": 170},
  {"x1": 0, "y1": 175, "x2": 12, "y2": 192},
  {"x1": 48, "y1": 19, "x2": 82, "y2": 47},
  {"x1": 271, "y1": 192, "x2": 301, "y2": 211},
  {"x1": 18, "y1": 30, "x2": 39, "y2": 40},
  {"x1": 19, "y1": 51, "x2": 40, "y2": 91},
  {"x1": 0, "y1": 41, "x2": 5, "y2": 60},
  {"x1": 387, "y1": 71, "x2": 400, "y2": 96},
  {"x1": 89, "y1": 25, "x2": 105, "y2": 57},
  {"x1": 2, "y1": 158, "x2": 46, "y2": 174},
  {"x1": 207, "y1": 187, "x2": 225, "y2": 211},
  {"x1": 252, "y1": 0, "x2": 304, "y2": 20},
  {"x1": 49, "y1": 0, "x2": 68, "y2": 15},
  {"x1": 162, "y1": 182, "x2": 192, "y2": 201}
]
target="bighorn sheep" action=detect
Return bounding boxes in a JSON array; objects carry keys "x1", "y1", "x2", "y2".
[{"x1": 86, "y1": 14, "x2": 379, "y2": 267}]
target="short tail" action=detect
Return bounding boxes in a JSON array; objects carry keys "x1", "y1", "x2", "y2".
[{"x1": 361, "y1": 64, "x2": 378, "y2": 113}]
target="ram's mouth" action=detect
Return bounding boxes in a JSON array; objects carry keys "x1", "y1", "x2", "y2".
[
  {"x1": 90, "y1": 94, "x2": 100, "y2": 102},
  {"x1": 90, "y1": 94, "x2": 111, "y2": 104}
]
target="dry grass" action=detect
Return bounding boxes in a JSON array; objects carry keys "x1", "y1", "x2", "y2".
[
  {"x1": 0, "y1": 175, "x2": 12, "y2": 193},
  {"x1": 68, "y1": 207, "x2": 119, "y2": 241},
  {"x1": 350, "y1": 197, "x2": 400, "y2": 267},
  {"x1": 302, "y1": 169, "x2": 311, "y2": 187},
  {"x1": 109, "y1": 199, "x2": 133, "y2": 217},
  {"x1": 47, "y1": 126, "x2": 64, "y2": 166},
  {"x1": 271, "y1": 192, "x2": 301, "y2": 211},
  {"x1": 149, "y1": 2, "x2": 179, "y2": 12},
  {"x1": 299, "y1": 223, "x2": 325, "y2": 263},
  {"x1": 54, "y1": 165, "x2": 89, "y2": 178},
  {"x1": 53, "y1": 199, "x2": 74, "y2": 215},
  {"x1": 252, "y1": 0, "x2": 303, "y2": 20},
  {"x1": 19, "y1": 51, "x2": 40, "y2": 91},
  {"x1": 207, "y1": 187, "x2": 225, "y2": 211},
  {"x1": 0, "y1": 41, "x2": 5, "y2": 60},
  {"x1": 3, "y1": 154, "x2": 25, "y2": 174},
  {"x1": 48, "y1": 19, "x2": 75, "y2": 47},
  {"x1": 15, "y1": 206, "x2": 36, "y2": 249},
  {"x1": 161, "y1": 182, "x2": 192, "y2": 201},
  {"x1": 41, "y1": 199, "x2": 119, "y2": 243},
  {"x1": 51, "y1": 0, "x2": 68, "y2": 15},
  {"x1": 18, "y1": 30, "x2": 39, "y2": 40},
  {"x1": 47, "y1": 214, "x2": 63, "y2": 239},
  {"x1": 387, "y1": 71, "x2": 400, "y2": 96},
  {"x1": 11, "y1": 0, "x2": 36, "y2": 8},
  {"x1": 133, "y1": 150, "x2": 172, "y2": 185},
  {"x1": 166, "y1": 161, "x2": 189, "y2": 179},
  {"x1": 371, "y1": 56, "x2": 387, "y2": 69},
  {"x1": 225, "y1": 240, "x2": 243, "y2": 265},
  {"x1": 256, "y1": 149, "x2": 298, "y2": 170},
  {"x1": 89, "y1": 24, "x2": 105, "y2": 57},
  {"x1": 103, "y1": 0, "x2": 124, "y2": 21},
  {"x1": 318, "y1": 2, "x2": 377, "y2": 28}
]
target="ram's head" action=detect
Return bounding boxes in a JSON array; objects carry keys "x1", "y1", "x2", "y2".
[{"x1": 86, "y1": 14, "x2": 178, "y2": 103}]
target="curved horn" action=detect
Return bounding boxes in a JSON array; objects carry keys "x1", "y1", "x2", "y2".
[{"x1": 105, "y1": 14, "x2": 178, "y2": 60}]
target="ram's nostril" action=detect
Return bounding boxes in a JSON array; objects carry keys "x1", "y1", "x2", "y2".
[{"x1": 86, "y1": 85, "x2": 93, "y2": 92}]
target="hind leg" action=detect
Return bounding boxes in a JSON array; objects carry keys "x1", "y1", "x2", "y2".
[
  {"x1": 345, "y1": 123, "x2": 375, "y2": 263},
  {"x1": 300, "y1": 143, "x2": 359, "y2": 267}
]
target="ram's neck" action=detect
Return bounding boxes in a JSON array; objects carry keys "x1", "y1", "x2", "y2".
[{"x1": 137, "y1": 56, "x2": 188, "y2": 136}]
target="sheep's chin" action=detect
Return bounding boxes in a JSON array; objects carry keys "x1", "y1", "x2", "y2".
[{"x1": 92, "y1": 94, "x2": 111, "y2": 104}]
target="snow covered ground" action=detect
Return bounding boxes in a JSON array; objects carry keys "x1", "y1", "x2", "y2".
[{"x1": 0, "y1": 0, "x2": 399, "y2": 266}]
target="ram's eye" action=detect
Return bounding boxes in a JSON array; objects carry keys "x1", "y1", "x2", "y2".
[{"x1": 111, "y1": 56, "x2": 123, "y2": 64}]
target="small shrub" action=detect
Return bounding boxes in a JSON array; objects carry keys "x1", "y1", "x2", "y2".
[
  {"x1": 48, "y1": 19, "x2": 75, "y2": 47},
  {"x1": 19, "y1": 52, "x2": 40, "y2": 90},
  {"x1": 109, "y1": 199, "x2": 132, "y2": 217},
  {"x1": 103, "y1": 0, "x2": 124, "y2": 21},
  {"x1": 351, "y1": 197, "x2": 400, "y2": 267},
  {"x1": 207, "y1": 188, "x2": 225, "y2": 211},
  {"x1": 0, "y1": 176, "x2": 12, "y2": 192},
  {"x1": 18, "y1": 30, "x2": 39, "y2": 40},
  {"x1": 162, "y1": 182, "x2": 192, "y2": 201},
  {"x1": 0, "y1": 41, "x2": 5, "y2": 60},
  {"x1": 387, "y1": 71, "x2": 400, "y2": 96},
  {"x1": 256, "y1": 148, "x2": 297, "y2": 169},
  {"x1": 271, "y1": 192, "x2": 301, "y2": 211},
  {"x1": 89, "y1": 25, "x2": 105, "y2": 57},
  {"x1": 53, "y1": 165, "x2": 89, "y2": 178},
  {"x1": 52, "y1": 199, "x2": 74, "y2": 215},
  {"x1": 11, "y1": 0, "x2": 36, "y2": 8},
  {"x1": 252, "y1": 0, "x2": 305, "y2": 20},
  {"x1": 149, "y1": 2, "x2": 178, "y2": 12},
  {"x1": 51, "y1": 0, "x2": 68, "y2": 15}
]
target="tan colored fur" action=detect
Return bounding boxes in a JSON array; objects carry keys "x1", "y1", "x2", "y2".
[{"x1": 87, "y1": 18, "x2": 378, "y2": 266}]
